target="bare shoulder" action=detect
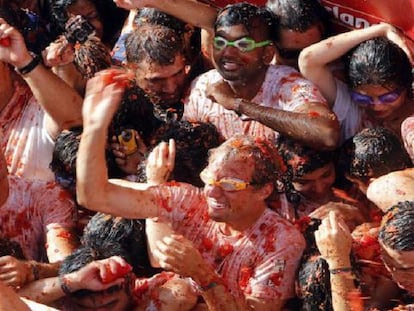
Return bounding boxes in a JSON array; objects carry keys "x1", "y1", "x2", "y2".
[{"x1": 367, "y1": 168, "x2": 414, "y2": 212}]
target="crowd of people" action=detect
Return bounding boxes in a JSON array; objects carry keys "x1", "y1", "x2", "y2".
[{"x1": 0, "y1": 0, "x2": 414, "y2": 310}]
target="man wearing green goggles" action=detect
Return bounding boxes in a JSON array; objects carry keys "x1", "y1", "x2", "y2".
[{"x1": 213, "y1": 36, "x2": 272, "y2": 53}]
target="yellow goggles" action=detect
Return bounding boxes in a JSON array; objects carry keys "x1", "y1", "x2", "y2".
[{"x1": 200, "y1": 170, "x2": 250, "y2": 192}]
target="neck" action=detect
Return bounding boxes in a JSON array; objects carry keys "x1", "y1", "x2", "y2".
[
  {"x1": 227, "y1": 65, "x2": 268, "y2": 99},
  {"x1": 220, "y1": 205, "x2": 266, "y2": 236}
]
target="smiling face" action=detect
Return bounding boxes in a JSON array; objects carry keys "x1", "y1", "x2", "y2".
[
  {"x1": 212, "y1": 22, "x2": 273, "y2": 84},
  {"x1": 352, "y1": 84, "x2": 407, "y2": 120},
  {"x1": 202, "y1": 150, "x2": 269, "y2": 231}
]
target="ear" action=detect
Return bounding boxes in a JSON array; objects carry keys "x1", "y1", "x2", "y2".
[
  {"x1": 256, "y1": 182, "x2": 274, "y2": 200},
  {"x1": 262, "y1": 44, "x2": 276, "y2": 65}
]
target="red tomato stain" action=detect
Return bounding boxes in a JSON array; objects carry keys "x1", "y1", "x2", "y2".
[
  {"x1": 308, "y1": 111, "x2": 320, "y2": 118},
  {"x1": 269, "y1": 271, "x2": 283, "y2": 286},
  {"x1": 57, "y1": 231, "x2": 72, "y2": 240},
  {"x1": 239, "y1": 266, "x2": 253, "y2": 290},
  {"x1": 202, "y1": 238, "x2": 213, "y2": 251},
  {"x1": 395, "y1": 188, "x2": 406, "y2": 195},
  {"x1": 133, "y1": 279, "x2": 149, "y2": 299},
  {"x1": 218, "y1": 243, "x2": 233, "y2": 257},
  {"x1": 158, "y1": 197, "x2": 172, "y2": 212},
  {"x1": 46, "y1": 182, "x2": 56, "y2": 189}
]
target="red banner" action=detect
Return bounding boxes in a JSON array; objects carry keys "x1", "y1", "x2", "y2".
[{"x1": 320, "y1": 0, "x2": 414, "y2": 40}]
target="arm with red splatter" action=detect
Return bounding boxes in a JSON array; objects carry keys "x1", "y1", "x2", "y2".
[
  {"x1": 0, "y1": 18, "x2": 83, "y2": 139},
  {"x1": 17, "y1": 256, "x2": 131, "y2": 304},
  {"x1": 315, "y1": 211, "x2": 363, "y2": 311},
  {"x1": 206, "y1": 79, "x2": 339, "y2": 150},
  {"x1": 0, "y1": 256, "x2": 60, "y2": 288},
  {"x1": 299, "y1": 23, "x2": 414, "y2": 107},
  {"x1": 113, "y1": 0, "x2": 217, "y2": 33},
  {"x1": 77, "y1": 69, "x2": 161, "y2": 219}
]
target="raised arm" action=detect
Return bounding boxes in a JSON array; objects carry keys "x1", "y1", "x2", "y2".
[
  {"x1": 76, "y1": 68, "x2": 160, "y2": 219},
  {"x1": 299, "y1": 23, "x2": 413, "y2": 107},
  {"x1": 18, "y1": 256, "x2": 130, "y2": 304},
  {"x1": 0, "y1": 18, "x2": 83, "y2": 139},
  {"x1": 113, "y1": 0, "x2": 217, "y2": 32},
  {"x1": 315, "y1": 211, "x2": 360, "y2": 311}
]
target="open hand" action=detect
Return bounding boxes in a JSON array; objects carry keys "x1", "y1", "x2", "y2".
[{"x1": 82, "y1": 68, "x2": 133, "y2": 128}]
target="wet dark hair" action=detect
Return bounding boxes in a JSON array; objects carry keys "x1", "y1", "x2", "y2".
[
  {"x1": 215, "y1": 2, "x2": 279, "y2": 42},
  {"x1": 0, "y1": 5, "x2": 51, "y2": 54},
  {"x1": 266, "y1": 0, "x2": 330, "y2": 35},
  {"x1": 73, "y1": 36, "x2": 112, "y2": 79},
  {"x1": 82, "y1": 213, "x2": 151, "y2": 275},
  {"x1": 338, "y1": 127, "x2": 412, "y2": 182},
  {"x1": 137, "y1": 121, "x2": 221, "y2": 187},
  {"x1": 135, "y1": 7, "x2": 202, "y2": 76},
  {"x1": 108, "y1": 84, "x2": 162, "y2": 147},
  {"x1": 346, "y1": 37, "x2": 413, "y2": 91},
  {"x1": 277, "y1": 136, "x2": 334, "y2": 180},
  {"x1": 135, "y1": 8, "x2": 186, "y2": 35},
  {"x1": 379, "y1": 201, "x2": 414, "y2": 251},
  {"x1": 59, "y1": 242, "x2": 134, "y2": 299},
  {"x1": 296, "y1": 218, "x2": 333, "y2": 311},
  {"x1": 125, "y1": 24, "x2": 185, "y2": 66}
]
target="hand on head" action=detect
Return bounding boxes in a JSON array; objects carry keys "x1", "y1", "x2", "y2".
[{"x1": 65, "y1": 255, "x2": 132, "y2": 293}]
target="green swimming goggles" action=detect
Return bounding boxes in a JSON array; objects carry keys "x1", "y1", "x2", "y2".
[{"x1": 213, "y1": 36, "x2": 272, "y2": 53}]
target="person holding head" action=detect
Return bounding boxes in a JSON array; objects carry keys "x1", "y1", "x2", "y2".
[
  {"x1": 76, "y1": 68, "x2": 306, "y2": 310},
  {"x1": 19, "y1": 215, "x2": 198, "y2": 310},
  {"x1": 299, "y1": 23, "x2": 414, "y2": 144}
]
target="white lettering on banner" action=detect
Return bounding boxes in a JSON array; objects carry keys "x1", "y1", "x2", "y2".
[{"x1": 322, "y1": 3, "x2": 376, "y2": 29}]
